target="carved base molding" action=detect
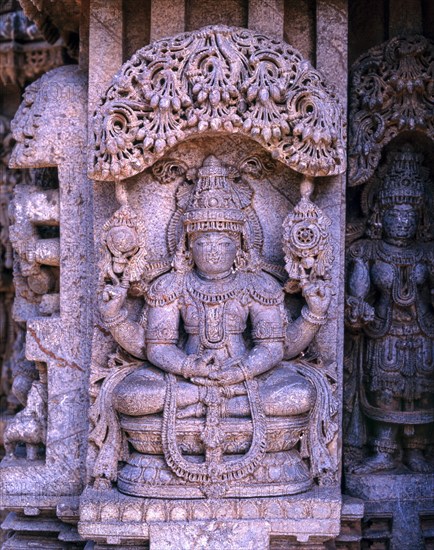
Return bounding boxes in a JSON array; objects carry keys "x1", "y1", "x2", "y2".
[
  {"x1": 1, "y1": 508, "x2": 84, "y2": 549},
  {"x1": 345, "y1": 473, "x2": 434, "y2": 549},
  {"x1": 79, "y1": 488, "x2": 342, "y2": 547},
  {"x1": 118, "y1": 450, "x2": 312, "y2": 499}
]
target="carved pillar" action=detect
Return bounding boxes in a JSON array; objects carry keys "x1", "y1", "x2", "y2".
[{"x1": 0, "y1": 66, "x2": 91, "y2": 547}]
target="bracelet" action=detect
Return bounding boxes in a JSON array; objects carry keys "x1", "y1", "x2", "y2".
[
  {"x1": 301, "y1": 305, "x2": 327, "y2": 326},
  {"x1": 103, "y1": 308, "x2": 128, "y2": 328}
]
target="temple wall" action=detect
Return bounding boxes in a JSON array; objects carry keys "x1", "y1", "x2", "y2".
[{"x1": 0, "y1": 0, "x2": 432, "y2": 548}]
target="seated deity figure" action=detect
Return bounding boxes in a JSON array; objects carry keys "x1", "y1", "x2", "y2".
[
  {"x1": 94, "y1": 155, "x2": 332, "y2": 498},
  {"x1": 346, "y1": 146, "x2": 434, "y2": 474}
]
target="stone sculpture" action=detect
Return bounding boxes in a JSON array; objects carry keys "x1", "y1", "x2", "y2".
[
  {"x1": 92, "y1": 26, "x2": 345, "y2": 181},
  {"x1": 345, "y1": 145, "x2": 434, "y2": 473},
  {"x1": 4, "y1": 362, "x2": 47, "y2": 460},
  {"x1": 90, "y1": 154, "x2": 337, "y2": 499},
  {"x1": 1, "y1": 64, "x2": 89, "y2": 487},
  {"x1": 349, "y1": 35, "x2": 434, "y2": 187},
  {"x1": 87, "y1": 27, "x2": 344, "y2": 507}
]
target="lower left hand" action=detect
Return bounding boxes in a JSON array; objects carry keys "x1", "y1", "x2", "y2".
[{"x1": 208, "y1": 362, "x2": 245, "y2": 386}]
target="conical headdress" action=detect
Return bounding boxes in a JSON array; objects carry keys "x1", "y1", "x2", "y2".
[
  {"x1": 378, "y1": 145, "x2": 427, "y2": 208},
  {"x1": 183, "y1": 155, "x2": 246, "y2": 233}
]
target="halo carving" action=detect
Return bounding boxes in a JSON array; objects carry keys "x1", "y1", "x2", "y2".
[{"x1": 91, "y1": 26, "x2": 345, "y2": 181}]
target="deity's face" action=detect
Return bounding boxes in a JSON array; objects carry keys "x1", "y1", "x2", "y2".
[
  {"x1": 382, "y1": 203, "x2": 419, "y2": 242},
  {"x1": 9, "y1": 82, "x2": 44, "y2": 168},
  {"x1": 190, "y1": 231, "x2": 238, "y2": 277}
]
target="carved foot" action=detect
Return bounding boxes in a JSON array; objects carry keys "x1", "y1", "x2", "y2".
[
  {"x1": 351, "y1": 451, "x2": 396, "y2": 474},
  {"x1": 404, "y1": 449, "x2": 433, "y2": 473}
]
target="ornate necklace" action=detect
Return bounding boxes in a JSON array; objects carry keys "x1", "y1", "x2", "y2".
[
  {"x1": 377, "y1": 241, "x2": 420, "y2": 307},
  {"x1": 186, "y1": 270, "x2": 240, "y2": 303},
  {"x1": 187, "y1": 271, "x2": 241, "y2": 349},
  {"x1": 377, "y1": 240, "x2": 422, "y2": 265}
]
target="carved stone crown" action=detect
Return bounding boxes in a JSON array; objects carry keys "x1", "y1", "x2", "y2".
[
  {"x1": 379, "y1": 146, "x2": 427, "y2": 208},
  {"x1": 184, "y1": 155, "x2": 246, "y2": 233}
]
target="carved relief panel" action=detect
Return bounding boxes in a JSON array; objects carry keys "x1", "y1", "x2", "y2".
[
  {"x1": 344, "y1": 34, "x2": 434, "y2": 547},
  {"x1": 345, "y1": 35, "x2": 434, "y2": 472},
  {"x1": 0, "y1": 66, "x2": 92, "y2": 509},
  {"x1": 81, "y1": 25, "x2": 346, "y2": 547}
]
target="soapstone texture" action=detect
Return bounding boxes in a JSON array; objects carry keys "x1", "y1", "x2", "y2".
[
  {"x1": 344, "y1": 33, "x2": 434, "y2": 550},
  {"x1": 0, "y1": 0, "x2": 432, "y2": 549}
]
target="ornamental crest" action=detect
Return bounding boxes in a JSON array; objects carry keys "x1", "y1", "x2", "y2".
[
  {"x1": 349, "y1": 35, "x2": 434, "y2": 186},
  {"x1": 91, "y1": 26, "x2": 345, "y2": 181}
]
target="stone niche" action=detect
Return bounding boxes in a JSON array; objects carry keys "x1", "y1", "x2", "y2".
[
  {"x1": 344, "y1": 34, "x2": 434, "y2": 549},
  {"x1": 0, "y1": 1, "x2": 352, "y2": 548},
  {"x1": 79, "y1": 25, "x2": 346, "y2": 550}
]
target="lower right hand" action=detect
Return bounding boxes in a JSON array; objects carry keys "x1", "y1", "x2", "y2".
[{"x1": 346, "y1": 296, "x2": 374, "y2": 325}]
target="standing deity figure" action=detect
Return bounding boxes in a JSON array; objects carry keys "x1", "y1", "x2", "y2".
[
  {"x1": 346, "y1": 146, "x2": 434, "y2": 474},
  {"x1": 92, "y1": 155, "x2": 333, "y2": 497}
]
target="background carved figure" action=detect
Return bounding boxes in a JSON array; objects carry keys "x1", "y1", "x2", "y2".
[{"x1": 345, "y1": 145, "x2": 434, "y2": 474}]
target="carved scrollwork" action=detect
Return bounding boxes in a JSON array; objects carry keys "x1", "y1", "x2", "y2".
[
  {"x1": 349, "y1": 35, "x2": 434, "y2": 186},
  {"x1": 91, "y1": 26, "x2": 345, "y2": 181},
  {"x1": 152, "y1": 158, "x2": 188, "y2": 185}
]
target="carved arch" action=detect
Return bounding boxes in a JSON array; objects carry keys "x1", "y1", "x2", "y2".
[
  {"x1": 349, "y1": 35, "x2": 434, "y2": 187},
  {"x1": 91, "y1": 25, "x2": 345, "y2": 182}
]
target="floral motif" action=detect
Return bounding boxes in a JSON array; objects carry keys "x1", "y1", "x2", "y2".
[
  {"x1": 349, "y1": 35, "x2": 434, "y2": 186},
  {"x1": 92, "y1": 26, "x2": 345, "y2": 181}
]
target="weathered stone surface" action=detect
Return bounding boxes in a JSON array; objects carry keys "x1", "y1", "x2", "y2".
[
  {"x1": 346, "y1": 473, "x2": 434, "y2": 549},
  {"x1": 85, "y1": 22, "x2": 345, "y2": 550},
  {"x1": 344, "y1": 32, "x2": 434, "y2": 550},
  {"x1": 348, "y1": 35, "x2": 434, "y2": 187},
  {"x1": 2, "y1": 0, "x2": 432, "y2": 548},
  {"x1": 149, "y1": 520, "x2": 270, "y2": 550},
  {"x1": 1, "y1": 63, "x2": 92, "y2": 528},
  {"x1": 78, "y1": 487, "x2": 342, "y2": 545},
  {"x1": 0, "y1": 5, "x2": 64, "y2": 86},
  {"x1": 91, "y1": 26, "x2": 345, "y2": 181}
]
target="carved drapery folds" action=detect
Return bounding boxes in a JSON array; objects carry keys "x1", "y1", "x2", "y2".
[
  {"x1": 91, "y1": 26, "x2": 345, "y2": 182},
  {"x1": 349, "y1": 35, "x2": 434, "y2": 187}
]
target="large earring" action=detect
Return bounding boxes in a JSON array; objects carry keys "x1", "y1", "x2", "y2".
[
  {"x1": 367, "y1": 206, "x2": 382, "y2": 239},
  {"x1": 234, "y1": 248, "x2": 247, "y2": 271}
]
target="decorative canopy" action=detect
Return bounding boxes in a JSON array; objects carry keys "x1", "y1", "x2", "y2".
[
  {"x1": 349, "y1": 35, "x2": 434, "y2": 187},
  {"x1": 91, "y1": 26, "x2": 345, "y2": 182}
]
